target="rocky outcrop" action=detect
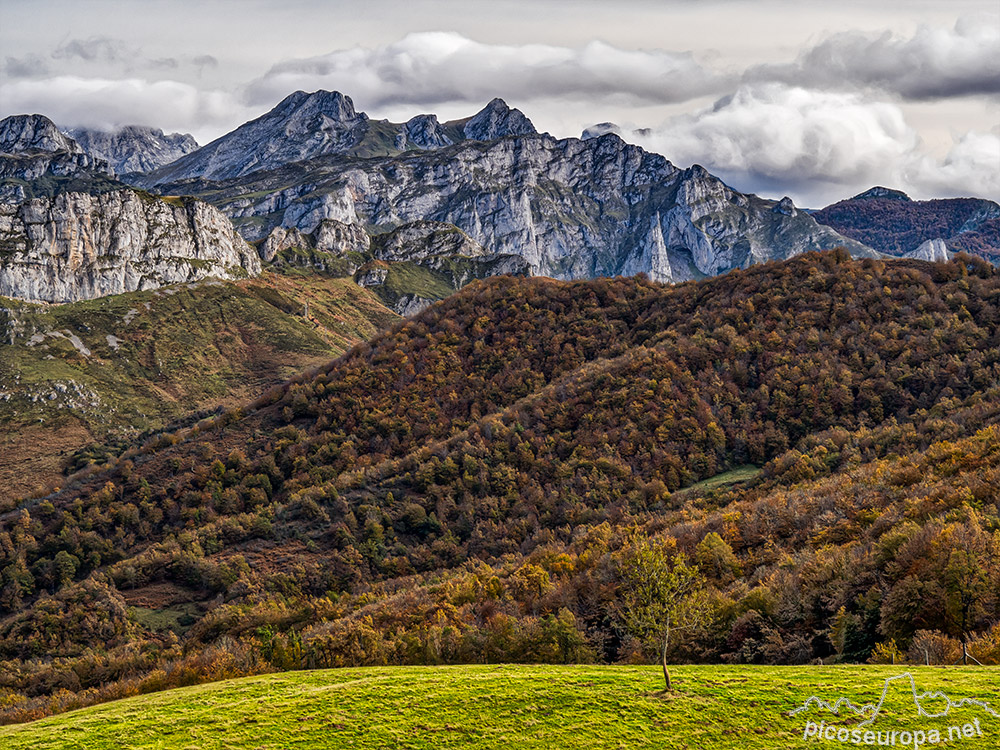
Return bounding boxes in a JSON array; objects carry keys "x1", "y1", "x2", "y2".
[
  {"x1": 397, "y1": 115, "x2": 454, "y2": 151},
  {"x1": 65, "y1": 126, "x2": 198, "y2": 174},
  {"x1": 0, "y1": 190, "x2": 260, "y2": 303},
  {"x1": 906, "y1": 238, "x2": 952, "y2": 262},
  {"x1": 259, "y1": 219, "x2": 370, "y2": 262},
  {"x1": 0, "y1": 115, "x2": 114, "y2": 191},
  {"x1": 371, "y1": 221, "x2": 488, "y2": 262},
  {"x1": 462, "y1": 98, "x2": 536, "y2": 141},
  {"x1": 1, "y1": 114, "x2": 83, "y2": 155}
]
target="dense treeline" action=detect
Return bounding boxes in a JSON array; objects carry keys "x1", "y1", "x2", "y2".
[{"x1": 1, "y1": 250, "x2": 998, "y2": 722}]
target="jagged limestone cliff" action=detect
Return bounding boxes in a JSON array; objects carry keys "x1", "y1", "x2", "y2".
[
  {"x1": 0, "y1": 190, "x2": 261, "y2": 303},
  {"x1": 169, "y1": 131, "x2": 874, "y2": 283}
]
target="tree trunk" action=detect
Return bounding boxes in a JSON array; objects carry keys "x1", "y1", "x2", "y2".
[{"x1": 662, "y1": 613, "x2": 672, "y2": 692}]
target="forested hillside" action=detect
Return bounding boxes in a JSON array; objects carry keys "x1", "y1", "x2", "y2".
[
  {"x1": 813, "y1": 193, "x2": 1000, "y2": 262},
  {"x1": 1, "y1": 250, "x2": 998, "y2": 722}
]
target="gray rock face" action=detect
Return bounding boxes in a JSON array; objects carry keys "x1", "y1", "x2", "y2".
[
  {"x1": 259, "y1": 219, "x2": 370, "y2": 263},
  {"x1": 207, "y1": 131, "x2": 874, "y2": 284},
  {"x1": 314, "y1": 219, "x2": 370, "y2": 256},
  {"x1": 462, "y1": 98, "x2": 537, "y2": 141},
  {"x1": 772, "y1": 196, "x2": 797, "y2": 217},
  {"x1": 371, "y1": 221, "x2": 487, "y2": 262},
  {"x1": 258, "y1": 225, "x2": 314, "y2": 262},
  {"x1": 0, "y1": 115, "x2": 114, "y2": 191},
  {"x1": 1, "y1": 114, "x2": 82, "y2": 155},
  {"x1": 147, "y1": 90, "x2": 369, "y2": 183},
  {"x1": 906, "y1": 238, "x2": 952, "y2": 262},
  {"x1": 0, "y1": 191, "x2": 260, "y2": 303},
  {"x1": 398, "y1": 115, "x2": 454, "y2": 151},
  {"x1": 65, "y1": 126, "x2": 198, "y2": 174}
]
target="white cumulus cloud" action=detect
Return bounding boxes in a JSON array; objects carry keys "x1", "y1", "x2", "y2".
[
  {"x1": 747, "y1": 18, "x2": 1000, "y2": 100},
  {"x1": 621, "y1": 84, "x2": 999, "y2": 206},
  {"x1": 245, "y1": 31, "x2": 729, "y2": 110}
]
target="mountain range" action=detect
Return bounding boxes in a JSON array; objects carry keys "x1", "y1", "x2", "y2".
[{"x1": 3, "y1": 91, "x2": 998, "y2": 314}]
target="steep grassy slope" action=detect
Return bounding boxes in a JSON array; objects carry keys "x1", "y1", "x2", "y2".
[
  {"x1": 1, "y1": 252, "x2": 998, "y2": 723},
  {"x1": 0, "y1": 271, "x2": 398, "y2": 498},
  {"x1": 2, "y1": 665, "x2": 997, "y2": 750}
]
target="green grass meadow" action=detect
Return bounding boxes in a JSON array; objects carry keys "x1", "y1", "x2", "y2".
[{"x1": 2, "y1": 665, "x2": 997, "y2": 750}]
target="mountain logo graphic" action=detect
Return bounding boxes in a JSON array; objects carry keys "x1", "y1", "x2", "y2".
[{"x1": 790, "y1": 673, "x2": 999, "y2": 727}]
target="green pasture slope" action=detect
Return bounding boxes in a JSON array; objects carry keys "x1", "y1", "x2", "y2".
[{"x1": 2, "y1": 665, "x2": 998, "y2": 749}]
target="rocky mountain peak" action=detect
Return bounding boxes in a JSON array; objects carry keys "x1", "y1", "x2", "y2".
[
  {"x1": 853, "y1": 186, "x2": 911, "y2": 201},
  {"x1": 64, "y1": 125, "x2": 199, "y2": 174},
  {"x1": 141, "y1": 89, "x2": 371, "y2": 183},
  {"x1": 275, "y1": 90, "x2": 361, "y2": 122},
  {"x1": 772, "y1": 196, "x2": 798, "y2": 217},
  {"x1": 463, "y1": 98, "x2": 536, "y2": 140},
  {"x1": 0, "y1": 114, "x2": 83, "y2": 155},
  {"x1": 0, "y1": 114, "x2": 114, "y2": 192}
]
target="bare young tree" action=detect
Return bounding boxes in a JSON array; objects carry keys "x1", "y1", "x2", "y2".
[{"x1": 614, "y1": 534, "x2": 708, "y2": 691}]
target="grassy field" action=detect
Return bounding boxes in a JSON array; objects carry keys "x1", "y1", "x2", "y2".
[
  {"x1": 2, "y1": 664, "x2": 997, "y2": 749},
  {"x1": 677, "y1": 464, "x2": 762, "y2": 496}
]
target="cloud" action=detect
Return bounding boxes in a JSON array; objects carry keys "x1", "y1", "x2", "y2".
[
  {"x1": 192, "y1": 55, "x2": 219, "y2": 70},
  {"x1": 3, "y1": 54, "x2": 51, "y2": 79},
  {"x1": 904, "y1": 130, "x2": 1000, "y2": 199},
  {"x1": 245, "y1": 31, "x2": 728, "y2": 109},
  {"x1": 621, "y1": 83, "x2": 999, "y2": 205},
  {"x1": 0, "y1": 76, "x2": 251, "y2": 142},
  {"x1": 747, "y1": 18, "x2": 1000, "y2": 100},
  {"x1": 52, "y1": 36, "x2": 134, "y2": 64},
  {"x1": 635, "y1": 84, "x2": 917, "y2": 186}
]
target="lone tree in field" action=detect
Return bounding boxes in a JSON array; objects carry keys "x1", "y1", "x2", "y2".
[{"x1": 614, "y1": 534, "x2": 708, "y2": 691}]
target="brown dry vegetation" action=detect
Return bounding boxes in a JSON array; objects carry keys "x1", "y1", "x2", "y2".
[{"x1": 0, "y1": 251, "x2": 998, "y2": 723}]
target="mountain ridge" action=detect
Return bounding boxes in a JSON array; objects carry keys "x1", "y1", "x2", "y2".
[
  {"x1": 136, "y1": 95, "x2": 877, "y2": 285},
  {"x1": 140, "y1": 91, "x2": 538, "y2": 185},
  {"x1": 64, "y1": 125, "x2": 199, "y2": 174},
  {"x1": 813, "y1": 187, "x2": 1000, "y2": 261}
]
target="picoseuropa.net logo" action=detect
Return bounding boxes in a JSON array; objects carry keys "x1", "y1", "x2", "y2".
[{"x1": 789, "y1": 673, "x2": 998, "y2": 749}]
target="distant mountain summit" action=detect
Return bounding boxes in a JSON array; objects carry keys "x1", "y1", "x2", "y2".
[
  {"x1": 814, "y1": 187, "x2": 1000, "y2": 262},
  {"x1": 0, "y1": 114, "x2": 83, "y2": 155},
  {"x1": 140, "y1": 91, "x2": 538, "y2": 185},
  {"x1": 0, "y1": 114, "x2": 115, "y2": 198},
  {"x1": 143, "y1": 90, "x2": 370, "y2": 183},
  {"x1": 851, "y1": 186, "x2": 911, "y2": 201},
  {"x1": 65, "y1": 125, "x2": 198, "y2": 174},
  {"x1": 461, "y1": 97, "x2": 536, "y2": 140}
]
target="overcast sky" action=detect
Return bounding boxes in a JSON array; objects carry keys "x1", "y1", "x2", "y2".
[{"x1": 1, "y1": 0, "x2": 998, "y2": 206}]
